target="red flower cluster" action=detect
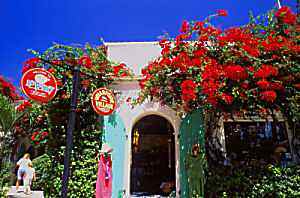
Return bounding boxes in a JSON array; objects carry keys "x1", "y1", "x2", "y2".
[
  {"x1": 260, "y1": 90, "x2": 277, "y2": 103},
  {"x1": 201, "y1": 63, "x2": 223, "y2": 106},
  {"x1": 217, "y1": 9, "x2": 228, "y2": 17},
  {"x1": 224, "y1": 65, "x2": 248, "y2": 81},
  {"x1": 79, "y1": 56, "x2": 93, "y2": 69},
  {"x1": 202, "y1": 80, "x2": 220, "y2": 96},
  {"x1": 254, "y1": 65, "x2": 278, "y2": 79},
  {"x1": 256, "y1": 79, "x2": 284, "y2": 93},
  {"x1": 0, "y1": 76, "x2": 20, "y2": 100},
  {"x1": 113, "y1": 63, "x2": 131, "y2": 77},
  {"x1": 139, "y1": 62, "x2": 156, "y2": 89},
  {"x1": 201, "y1": 60, "x2": 222, "y2": 80},
  {"x1": 181, "y1": 80, "x2": 197, "y2": 102},
  {"x1": 22, "y1": 58, "x2": 40, "y2": 74},
  {"x1": 16, "y1": 100, "x2": 32, "y2": 111},
  {"x1": 275, "y1": 6, "x2": 296, "y2": 24},
  {"x1": 221, "y1": 93, "x2": 234, "y2": 104},
  {"x1": 31, "y1": 131, "x2": 49, "y2": 145},
  {"x1": 261, "y1": 35, "x2": 288, "y2": 52},
  {"x1": 218, "y1": 28, "x2": 255, "y2": 45},
  {"x1": 270, "y1": 82, "x2": 284, "y2": 90},
  {"x1": 256, "y1": 79, "x2": 271, "y2": 90},
  {"x1": 180, "y1": 20, "x2": 190, "y2": 33},
  {"x1": 170, "y1": 52, "x2": 194, "y2": 72}
]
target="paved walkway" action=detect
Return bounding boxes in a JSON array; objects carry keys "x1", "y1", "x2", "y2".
[
  {"x1": 130, "y1": 195, "x2": 169, "y2": 198},
  {"x1": 7, "y1": 186, "x2": 44, "y2": 198},
  {"x1": 130, "y1": 196, "x2": 168, "y2": 198}
]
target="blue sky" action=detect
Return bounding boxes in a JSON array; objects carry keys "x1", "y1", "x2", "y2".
[{"x1": 0, "y1": 0, "x2": 297, "y2": 85}]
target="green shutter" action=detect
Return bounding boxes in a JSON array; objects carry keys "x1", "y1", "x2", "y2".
[{"x1": 179, "y1": 108, "x2": 206, "y2": 198}]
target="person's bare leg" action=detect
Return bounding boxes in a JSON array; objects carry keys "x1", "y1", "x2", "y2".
[
  {"x1": 24, "y1": 184, "x2": 29, "y2": 194},
  {"x1": 16, "y1": 180, "x2": 20, "y2": 191}
]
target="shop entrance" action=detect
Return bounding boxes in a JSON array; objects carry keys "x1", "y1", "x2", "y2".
[{"x1": 130, "y1": 115, "x2": 176, "y2": 196}]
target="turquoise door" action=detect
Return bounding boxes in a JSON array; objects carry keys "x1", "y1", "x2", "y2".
[
  {"x1": 104, "y1": 112, "x2": 127, "y2": 197},
  {"x1": 179, "y1": 108, "x2": 206, "y2": 198}
]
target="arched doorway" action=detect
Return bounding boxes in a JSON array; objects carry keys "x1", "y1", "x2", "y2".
[{"x1": 130, "y1": 115, "x2": 176, "y2": 196}]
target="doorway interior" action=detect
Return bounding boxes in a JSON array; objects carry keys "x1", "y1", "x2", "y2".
[{"x1": 130, "y1": 115, "x2": 176, "y2": 196}]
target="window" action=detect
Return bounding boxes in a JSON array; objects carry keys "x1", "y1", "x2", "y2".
[{"x1": 224, "y1": 121, "x2": 292, "y2": 167}]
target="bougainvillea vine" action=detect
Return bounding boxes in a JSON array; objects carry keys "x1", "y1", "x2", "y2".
[{"x1": 136, "y1": 6, "x2": 299, "y2": 122}]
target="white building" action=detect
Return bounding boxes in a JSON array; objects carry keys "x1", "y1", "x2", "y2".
[{"x1": 103, "y1": 42, "x2": 297, "y2": 198}]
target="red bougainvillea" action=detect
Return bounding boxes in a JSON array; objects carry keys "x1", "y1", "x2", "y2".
[
  {"x1": 137, "y1": 6, "x2": 299, "y2": 120},
  {"x1": 21, "y1": 44, "x2": 133, "y2": 95},
  {"x1": 31, "y1": 130, "x2": 49, "y2": 145},
  {"x1": 0, "y1": 75, "x2": 21, "y2": 101},
  {"x1": 217, "y1": 9, "x2": 228, "y2": 17},
  {"x1": 113, "y1": 63, "x2": 132, "y2": 77},
  {"x1": 181, "y1": 80, "x2": 197, "y2": 102},
  {"x1": 221, "y1": 93, "x2": 234, "y2": 105},
  {"x1": 79, "y1": 55, "x2": 93, "y2": 69},
  {"x1": 253, "y1": 65, "x2": 278, "y2": 79},
  {"x1": 260, "y1": 90, "x2": 277, "y2": 103},
  {"x1": 14, "y1": 43, "x2": 133, "y2": 152},
  {"x1": 275, "y1": 6, "x2": 297, "y2": 24},
  {"x1": 180, "y1": 20, "x2": 190, "y2": 33},
  {"x1": 16, "y1": 100, "x2": 32, "y2": 111},
  {"x1": 22, "y1": 57, "x2": 41, "y2": 74},
  {"x1": 224, "y1": 65, "x2": 248, "y2": 81},
  {"x1": 256, "y1": 79, "x2": 271, "y2": 90}
]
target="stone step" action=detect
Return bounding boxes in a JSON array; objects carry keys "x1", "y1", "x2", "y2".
[{"x1": 7, "y1": 186, "x2": 44, "y2": 198}]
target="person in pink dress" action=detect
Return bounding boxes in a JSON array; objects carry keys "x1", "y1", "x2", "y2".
[{"x1": 96, "y1": 143, "x2": 113, "y2": 198}]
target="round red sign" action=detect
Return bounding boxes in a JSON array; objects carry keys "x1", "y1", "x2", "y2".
[
  {"x1": 21, "y1": 68, "x2": 58, "y2": 103},
  {"x1": 91, "y1": 88, "x2": 116, "y2": 115}
]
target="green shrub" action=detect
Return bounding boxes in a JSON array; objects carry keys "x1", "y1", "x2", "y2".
[
  {"x1": 31, "y1": 126, "x2": 102, "y2": 197},
  {"x1": 206, "y1": 165, "x2": 300, "y2": 197},
  {"x1": 32, "y1": 154, "x2": 53, "y2": 195},
  {"x1": 0, "y1": 161, "x2": 12, "y2": 198},
  {"x1": 249, "y1": 165, "x2": 300, "y2": 197},
  {"x1": 32, "y1": 150, "x2": 100, "y2": 197}
]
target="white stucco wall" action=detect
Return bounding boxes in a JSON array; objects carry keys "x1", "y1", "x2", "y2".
[
  {"x1": 105, "y1": 42, "x2": 161, "y2": 76},
  {"x1": 106, "y1": 42, "x2": 181, "y2": 197}
]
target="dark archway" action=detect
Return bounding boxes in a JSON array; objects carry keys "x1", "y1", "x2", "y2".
[{"x1": 130, "y1": 114, "x2": 176, "y2": 196}]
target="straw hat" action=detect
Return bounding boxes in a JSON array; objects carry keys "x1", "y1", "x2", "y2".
[
  {"x1": 101, "y1": 143, "x2": 113, "y2": 153},
  {"x1": 274, "y1": 146, "x2": 287, "y2": 153}
]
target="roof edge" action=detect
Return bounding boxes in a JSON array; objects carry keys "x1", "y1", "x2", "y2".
[{"x1": 104, "y1": 41, "x2": 159, "y2": 46}]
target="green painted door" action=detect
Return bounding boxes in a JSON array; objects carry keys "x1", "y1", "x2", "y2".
[
  {"x1": 179, "y1": 108, "x2": 206, "y2": 198},
  {"x1": 104, "y1": 112, "x2": 126, "y2": 197}
]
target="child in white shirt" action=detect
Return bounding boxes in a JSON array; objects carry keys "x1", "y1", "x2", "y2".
[
  {"x1": 23, "y1": 162, "x2": 36, "y2": 195},
  {"x1": 16, "y1": 153, "x2": 32, "y2": 191}
]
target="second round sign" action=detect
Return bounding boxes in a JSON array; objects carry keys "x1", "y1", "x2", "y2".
[{"x1": 91, "y1": 88, "x2": 116, "y2": 115}]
